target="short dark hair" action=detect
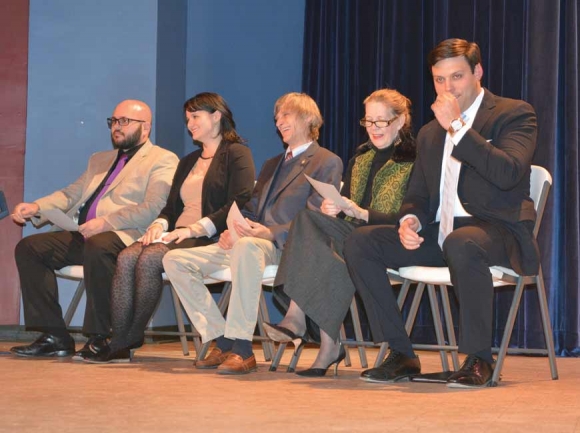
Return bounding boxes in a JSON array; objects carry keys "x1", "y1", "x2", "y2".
[
  {"x1": 427, "y1": 38, "x2": 482, "y2": 73},
  {"x1": 183, "y1": 92, "x2": 244, "y2": 145}
]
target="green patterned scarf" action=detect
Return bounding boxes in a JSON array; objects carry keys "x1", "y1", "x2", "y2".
[{"x1": 348, "y1": 148, "x2": 413, "y2": 220}]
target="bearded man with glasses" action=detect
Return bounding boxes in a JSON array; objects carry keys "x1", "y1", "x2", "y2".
[{"x1": 10, "y1": 99, "x2": 178, "y2": 359}]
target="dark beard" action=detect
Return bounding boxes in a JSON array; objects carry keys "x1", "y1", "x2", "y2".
[{"x1": 111, "y1": 125, "x2": 142, "y2": 150}]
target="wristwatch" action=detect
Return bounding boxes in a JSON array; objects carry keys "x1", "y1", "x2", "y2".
[{"x1": 448, "y1": 117, "x2": 466, "y2": 135}]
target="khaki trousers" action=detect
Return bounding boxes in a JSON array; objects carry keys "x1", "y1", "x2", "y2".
[{"x1": 162, "y1": 237, "x2": 281, "y2": 343}]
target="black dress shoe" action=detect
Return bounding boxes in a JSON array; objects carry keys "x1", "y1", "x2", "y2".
[
  {"x1": 446, "y1": 355, "x2": 494, "y2": 388},
  {"x1": 81, "y1": 346, "x2": 132, "y2": 364},
  {"x1": 72, "y1": 335, "x2": 109, "y2": 361},
  {"x1": 360, "y1": 350, "x2": 421, "y2": 383},
  {"x1": 10, "y1": 333, "x2": 75, "y2": 358}
]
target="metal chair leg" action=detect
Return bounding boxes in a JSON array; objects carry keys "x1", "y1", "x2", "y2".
[
  {"x1": 349, "y1": 297, "x2": 368, "y2": 368},
  {"x1": 64, "y1": 280, "x2": 85, "y2": 327},
  {"x1": 169, "y1": 285, "x2": 190, "y2": 356},
  {"x1": 427, "y1": 284, "x2": 449, "y2": 371},
  {"x1": 535, "y1": 268, "x2": 559, "y2": 380},
  {"x1": 492, "y1": 278, "x2": 525, "y2": 386}
]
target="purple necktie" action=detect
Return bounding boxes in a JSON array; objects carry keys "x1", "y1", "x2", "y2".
[{"x1": 86, "y1": 154, "x2": 128, "y2": 221}]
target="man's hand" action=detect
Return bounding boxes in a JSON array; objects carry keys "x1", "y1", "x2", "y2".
[
  {"x1": 162, "y1": 227, "x2": 192, "y2": 245},
  {"x1": 234, "y1": 219, "x2": 274, "y2": 241},
  {"x1": 431, "y1": 92, "x2": 461, "y2": 131},
  {"x1": 218, "y1": 230, "x2": 234, "y2": 250},
  {"x1": 398, "y1": 217, "x2": 424, "y2": 250},
  {"x1": 142, "y1": 223, "x2": 164, "y2": 246},
  {"x1": 320, "y1": 198, "x2": 340, "y2": 217},
  {"x1": 12, "y1": 202, "x2": 40, "y2": 224},
  {"x1": 78, "y1": 218, "x2": 113, "y2": 239}
]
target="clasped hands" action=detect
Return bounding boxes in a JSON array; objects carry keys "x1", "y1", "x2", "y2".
[
  {"x1": 217, "y1": 219, "x2": 273, "y2": 250},
  {"x1": 142, "y1": 222, "x2": 206, "y2": 246},
  {"x1": 321, "y1": 197, "x2": 369, "y2": 222}
]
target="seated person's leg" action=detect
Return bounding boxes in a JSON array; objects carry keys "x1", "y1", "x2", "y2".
[
  {"x1": 11, "y1": 231, "x2": 84, "y2": 357},
  {"x1": 443, "y1": 221, "x2": 511, "y2": 387},
  {"x1": 344, "y1": 224, "x2": 444, "y2": 382},
  {"x1": 217, "y1": 237, "x2": 280, "y2": 374},
  {"x1": 163, "y1": 244, "x2": 231, "y2": 368}
]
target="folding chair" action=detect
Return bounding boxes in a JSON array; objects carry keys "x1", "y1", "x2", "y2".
[
  {"x1": 392, "y1": 165, "x2": 558, "y2": 386},
  {"x1": 56, "y1": 265, "x2": 196, "y2": 355}
]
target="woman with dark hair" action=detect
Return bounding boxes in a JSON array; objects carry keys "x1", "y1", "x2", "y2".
[
  {"x1": 82, "y1": 92, "x2": 255, "y2": 363},
  {"x1": 265, "y1": 88, "x2": 416, "y2": 376}
]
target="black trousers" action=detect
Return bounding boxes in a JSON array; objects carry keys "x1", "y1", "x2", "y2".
[
  {"x1": 343, "y1": 218, "x2": 512, "y2": 355},
  {"x1": 15, "y1": 230, "x2": 126, "y2": 336}
]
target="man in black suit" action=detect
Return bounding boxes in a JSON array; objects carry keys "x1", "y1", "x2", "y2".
[{"x1": 344, "y1": 38, "x2": 537, "y2": 388}]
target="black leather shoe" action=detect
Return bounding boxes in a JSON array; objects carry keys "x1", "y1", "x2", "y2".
[
  {"x1": 446, "y1": 355, "x2": 494, "y2": 388},
  {"x1": 10, "y1": 333, "x2": 75, "y2": 358},
  {"x1": 72, "y1": 335, "x2": 109, "y2": 361},
  {"x1": 360, "y1": 350, "x2": 421, "y2": 383},
  {"x1": 81, "y1": 346, "x2": 132, "y2": 364}
]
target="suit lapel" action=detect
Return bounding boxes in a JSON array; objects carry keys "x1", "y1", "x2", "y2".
[
  {"x1": 80, "y1": 152, "x2": 117, "y2": 204},
  {"x1": 255, "y1": 154, "x2": 284, "y2": 216},
  {"x1": 470, "y1": 89, "x2": 496, "y2": 135},
  {"x1": 263, "y1": 142, "x2": 318, "y2": 209}
]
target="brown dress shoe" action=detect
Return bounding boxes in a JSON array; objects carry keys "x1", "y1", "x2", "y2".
[
  {"x1": 216, "y1": 354, "x2": 257, "y2": 375},
  {"x1": 195, "y1": 348, "x2": 231, "y2": 369}
]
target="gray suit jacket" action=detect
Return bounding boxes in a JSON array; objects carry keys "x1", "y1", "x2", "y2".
[
  {"x1": 245, "y1": 142, "x2": 343, "y2": 248},
  {"x1": 33, "y1": 140, "x2": 179, "y2": 246}
]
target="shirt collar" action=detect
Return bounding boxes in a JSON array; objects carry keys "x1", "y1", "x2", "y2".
[{"x1": 286, "y1": 141, "x2": 313, "y2": 158}]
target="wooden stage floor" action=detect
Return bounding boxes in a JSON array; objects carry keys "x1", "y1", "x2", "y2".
[{"x1": 0, "y1": 339, "x2": 578, "y2": 432}]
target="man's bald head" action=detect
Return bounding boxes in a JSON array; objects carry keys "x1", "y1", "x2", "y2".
[{"x1": 110, "y1": 100, "x2": 152, "y2": 149}]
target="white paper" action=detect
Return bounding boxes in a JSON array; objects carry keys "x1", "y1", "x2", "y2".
[
  {"x1": 226, "y1": 201, "x2": 251, "y2": 243},
  {"x1": 42, "y1": 209, "x2": 79, "y2": 231},
  {"x1": 304, "y1": 174, "x2": 348, "y2": 207}
]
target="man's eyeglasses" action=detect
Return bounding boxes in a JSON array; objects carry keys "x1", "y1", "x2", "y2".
[
  {"x1": 107, "y1": 117, "x2": 146, "y2": 129},
  {"x1": 359, "y1": 116, "x2": 399, "y2": 128}
]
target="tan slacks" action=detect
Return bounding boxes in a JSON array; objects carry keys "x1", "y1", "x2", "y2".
[{"x1": 162, "y1": 237, "x2": 281, "y2": 343}]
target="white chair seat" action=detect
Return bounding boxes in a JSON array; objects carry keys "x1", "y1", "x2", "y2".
[
  {"x1": 55, "y1": 265, "x2": 84, "y2": 279},
  {"x1": 398, "y1": 266, "x2": 519, "y2": 287}
]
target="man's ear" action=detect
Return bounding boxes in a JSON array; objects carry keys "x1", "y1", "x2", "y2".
[{"x1": 474, "y1": 63, "x2": 483, "y2": 80}]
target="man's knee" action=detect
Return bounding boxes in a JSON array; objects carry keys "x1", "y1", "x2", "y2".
[
  {"x1": 162, "y1": 250, "x2": 193, "y2": 274},
  {"x1": 443, "y1": 232, "x2": 485, "y2": 267},
  {"x1": 15, "y1": 236, "x2": 34, "y2": 263},
  {"x1": 83, "y1": 233, "x2": 120, "y2": 263}
]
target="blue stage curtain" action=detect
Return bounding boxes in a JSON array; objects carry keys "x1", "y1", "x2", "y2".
[{"x1": 302, "y1": 0, "x2": 579, "y2": 355}]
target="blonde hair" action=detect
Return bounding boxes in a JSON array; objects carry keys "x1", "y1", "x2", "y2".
[
  {"x1": 274, "y1": 92, "x2": 324, "y2": 140},
  {"x1": 363, "y1": 88, "x2": 412, "y2": 131}
]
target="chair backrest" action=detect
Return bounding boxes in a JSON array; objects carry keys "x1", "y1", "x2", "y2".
[{"x1": 530, "y1": 165, "x2": 552, "y2": 238}]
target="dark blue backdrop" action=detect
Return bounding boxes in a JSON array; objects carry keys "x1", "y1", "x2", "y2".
[{"x1": 301, "y1": 0, "x2": 579, "y2": 355}]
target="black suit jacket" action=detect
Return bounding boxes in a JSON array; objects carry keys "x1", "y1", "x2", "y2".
[
  {"x1": 400, "y1": 89, "x2": 538, "y2": 275},
  {"x1": 158, "y1": 141, "x2": 255, "y2": 235},
  {"x1": 245, "y1": 142, "x2": 343, "y2": 247}
]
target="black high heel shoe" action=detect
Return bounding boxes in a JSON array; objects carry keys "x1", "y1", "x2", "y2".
[
  {"x1": 264, "y1": 323, "x2": 308, "y2": 372},
  {"x1": 263, "y1": 323, "x2": 306, "y2": 343},
  {"x1": 295, "y1": 344, "x2": 346, "y2": 377}
]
